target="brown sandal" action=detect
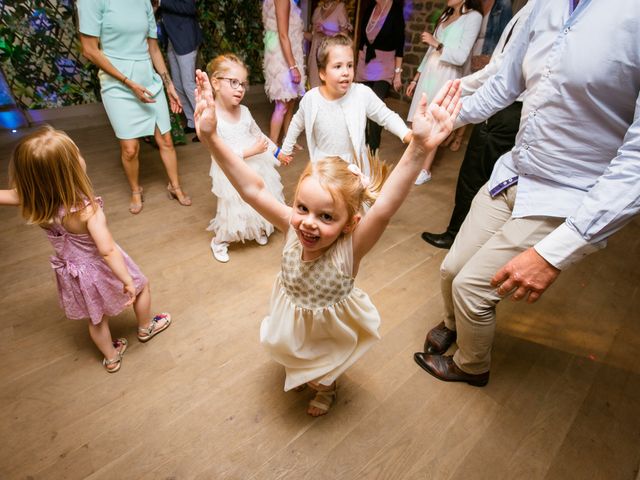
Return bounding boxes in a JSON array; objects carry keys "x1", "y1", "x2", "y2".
[
  {"x1": 166, "y1": 184, "x2": 192, "y2": 206},
  {"x1": 129, "y1": 188, "x2": 144, "y2": 214},
  {"x1": 307, "y1": 383, "x2": 337, "y2": 417}
]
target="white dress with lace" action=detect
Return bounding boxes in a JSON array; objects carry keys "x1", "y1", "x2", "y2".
[
  {"x1": 207, "y1": 105, "x2": 285, "y2": 243},
  {"x1": 260, "y1": 228, "x2": 381, "y2": 391},
  {"x1": 262, "y1": 0, "x2": 306, "y2": 101}
]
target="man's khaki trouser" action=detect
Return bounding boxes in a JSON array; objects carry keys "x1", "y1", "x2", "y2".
[{"x1": 440, "y1": 184, "x2": 563, "y2": 374}]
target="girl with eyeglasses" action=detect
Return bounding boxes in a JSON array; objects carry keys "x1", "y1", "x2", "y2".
[{"x1": 205, "y1": 54, "x2": 288, "y2": 263}]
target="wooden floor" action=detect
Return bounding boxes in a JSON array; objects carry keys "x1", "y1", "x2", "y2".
[{"x1": 1, "y1": 95, "x2": 639, "y2": 480}]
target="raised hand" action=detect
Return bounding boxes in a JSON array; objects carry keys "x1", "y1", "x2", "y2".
[
  {"x1": 411, "y1": 80, "x2": 462, "y2": 152},
  {"x1": 193, "y1": 69, "x2": 218, "y2": 141}
]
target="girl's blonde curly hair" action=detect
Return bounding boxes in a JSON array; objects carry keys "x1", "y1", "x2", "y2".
[{"x1": 295, "y1": 150, "x2": 389, "y2": 222}]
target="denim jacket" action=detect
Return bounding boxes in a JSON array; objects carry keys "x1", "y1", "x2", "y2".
[{"x1": 481, "y1": 0, "x2": 513, "y2": 55}]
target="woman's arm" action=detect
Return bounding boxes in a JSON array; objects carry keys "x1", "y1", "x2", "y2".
[
  {"x1": 352, "y1": 81, "x2": 462, "y2": 266},
  {"x1": 85, "y1": 206, "x2": 136, "y2": 302},
  {"x1": 439, "y1": 12, "x2": 483, "y2": 66},
  {"x1": 0, "y1": 189, "x2": 20, "y2": 206},
  {"x1": 195, "y1": 70, "x2": 291, "y2": 231},
  {"x1": 80, "y1": 34, "x2": 156, "y2": 105},
  {"x1": 274, "y1": 0, "x2": 301, "y2": 84},
  {"x1": 147, "y1": 38, "x2": 182, "y2": 113}
]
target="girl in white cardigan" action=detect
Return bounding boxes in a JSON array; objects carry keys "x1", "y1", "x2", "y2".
[{"x1": 280, "y1": 34, "x2": 411, "y2": 175}]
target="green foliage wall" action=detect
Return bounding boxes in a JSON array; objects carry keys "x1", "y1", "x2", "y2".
[
  {"x1": 1, "y1": 0, "x2": 265, "y2": 110},
  {"x1": 0, "y1": 0, "x2": 100, "y2": 110},
  {"x1": 197, "y1": 0, "x2": 265, "y2": 83}
]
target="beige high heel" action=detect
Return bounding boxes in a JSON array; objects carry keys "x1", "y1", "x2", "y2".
[
  {"x1": 129, "y1": 188, "x2": 144, "y2": 214},
  {"x1": 166, "y1": 183, "x2": 192, "y2": 206}
]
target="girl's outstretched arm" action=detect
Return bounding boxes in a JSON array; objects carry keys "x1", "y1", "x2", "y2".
[
  {"x1": 352, "y1": 80, "x2": 463, "y2": 266},
  {"x1": 0, "y1": 189, "x2": 20, "y2": 206},
  {"x1": 194, "y1": 70, "x2": 292, "y2": 232},
  {"x1": 85, "y1": 206, "x2": 136, "y2": 304}
]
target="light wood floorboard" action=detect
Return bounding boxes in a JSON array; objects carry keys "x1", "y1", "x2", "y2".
[{"x1": 0, "y1": 95, "x2": 638, "y2": 479}]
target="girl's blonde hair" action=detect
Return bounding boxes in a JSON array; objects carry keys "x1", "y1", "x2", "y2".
[
  {"x1": 9, "y1": 126, "x2": 96, "y2": 226},
  {"x1": 316, "y1": 33, "x2": 353, "y2": 73},
  {"x1": 295, "y1": 152, "x2": 389, "y2": 223},
  {"x1": 206, "y1": 53, "x2": 248, "y2": 96}
]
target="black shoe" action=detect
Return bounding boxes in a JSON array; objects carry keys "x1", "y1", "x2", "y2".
[
  {"x1": 184, "y1": 126, "x2": 196, "y2": 134},
  {"x1": 421, "y1": 231, "x2": 456, "y2": 249},
  {"x1": 191, "y1": 135, "x2": 200, "y2": 143}
]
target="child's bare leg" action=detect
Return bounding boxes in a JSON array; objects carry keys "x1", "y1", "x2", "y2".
[
  {"x1": 133, "y1": 283, "x2": 152, "y2": 329},
  {"x1": 134, "y1": 283, "x2": 171, "y2": 341},
  {"x1": 88, "y1": 318, "x2": 117, "y2": 360},
  {"x1": 307, "y1": 381, "x2": 337, "y2": 417}
]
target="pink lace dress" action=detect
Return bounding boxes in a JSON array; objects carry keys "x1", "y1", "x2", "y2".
[{"x1": 45, "y1": 198, "x2": 148, "y2": 324}]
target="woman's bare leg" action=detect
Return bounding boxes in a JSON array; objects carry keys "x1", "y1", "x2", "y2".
[
  {"x1": 119, "y1": 138, "x2": 143, "y2": 212},
  {"x1": 154, "y1": 127, "x2": 191, "y2": 205}
]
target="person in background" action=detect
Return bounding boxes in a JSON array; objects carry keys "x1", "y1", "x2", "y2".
[
  {"x1": 414, "y1": 0, "x2": 640, "y2": 387},
  {"x1": 307, "y1": 0, "x2": 352, "y2": 88},
  {"x1": 355, "y1": 0, "x2": 406, "y2": 154},
  {"x1": 262, "y1": 0, "x2": 306, "y2": 144},
  {"x1": 158, "y1": 0, "x2": 203, "y2": 142},
  {"x1": 405, "y1": 0, "x2": 483, "y2": 185},
  {"x1": 442, "y1": 0, "x2": 512, "y2": 152},
  {"x1": 78, "y1": 0, "x2": 192, "y2": 214},
  {"x1": 421, "y1": 0, "x2": 530, "y2": 250}
]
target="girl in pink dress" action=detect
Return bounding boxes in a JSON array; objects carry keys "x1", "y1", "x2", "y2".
[{"x1": 0, "y1": 127, "x2": 171, "y2": 373}]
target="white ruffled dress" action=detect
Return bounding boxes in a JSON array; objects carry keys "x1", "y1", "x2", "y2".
[
  {"x1": 207, "y1": 106, "x2": 284, "y2": 243},
  {"x1": 260, "y1": 228, "x2": 381, "y2": 391},
  {"x1": 262, "y1": 0, "x2": 306, "y2": 101}
]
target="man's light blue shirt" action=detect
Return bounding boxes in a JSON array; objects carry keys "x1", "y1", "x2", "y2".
[{"x1": 456, "y1": 0, "x2": 640, "y2": 269}]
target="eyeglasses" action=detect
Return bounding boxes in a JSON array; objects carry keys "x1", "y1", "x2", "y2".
[{"x1": 216, "y1": 77, "x2": 250, "y2": 91}]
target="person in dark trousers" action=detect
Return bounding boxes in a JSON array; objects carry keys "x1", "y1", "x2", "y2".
[
  {"x1": 158, "y1": 0, "x2": 202, "y2": 140},
  {"x1": 421, "y1": 1, "x2": 529, "y2": 250}
]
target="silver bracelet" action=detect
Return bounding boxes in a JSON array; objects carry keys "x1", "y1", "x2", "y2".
[{"x1": 288, "y1": 64, "x2": 299, "y2": 71}]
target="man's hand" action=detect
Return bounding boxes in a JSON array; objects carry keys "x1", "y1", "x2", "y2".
[{"x1": 491, "y1": 247, "x2": 561, "y2": 303}]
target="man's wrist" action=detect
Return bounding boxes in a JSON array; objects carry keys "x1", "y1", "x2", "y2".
[{"x1": 534, "y1": 222, "x2": 605, "y2": 270}]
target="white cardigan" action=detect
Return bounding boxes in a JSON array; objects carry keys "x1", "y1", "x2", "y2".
[{"x1": 281, "y1": 84, "x2": 410, "y2": 172}]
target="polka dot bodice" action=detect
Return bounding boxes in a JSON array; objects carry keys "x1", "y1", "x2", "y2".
[{"x1": 280, "y1": 232, "x2": 354, "y2": 310}]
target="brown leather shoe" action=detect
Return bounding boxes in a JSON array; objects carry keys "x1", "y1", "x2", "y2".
[
  {"x1": 413, "y1": 353, "x2": 489, "y2": 387},
  {"x1": 423, "y1": 322, "x2": 457, "y2": 354}
]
